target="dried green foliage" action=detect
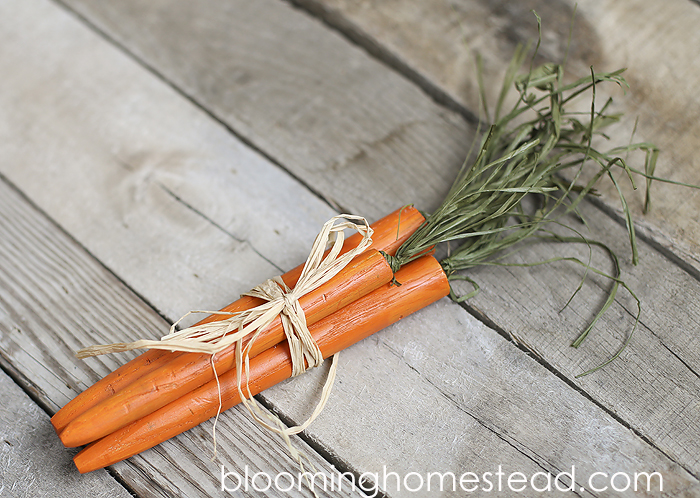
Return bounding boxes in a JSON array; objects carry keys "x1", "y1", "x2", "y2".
[{"x1": 391, "y1": 21, "x2": 695, "y2": 375}]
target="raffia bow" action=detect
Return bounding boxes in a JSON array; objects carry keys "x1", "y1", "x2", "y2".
[
  {"x1": 76, "y1": 214, "x2": 373, "y2": 362},
  {"x1": 76, "y1": 214, "x2": 374, "y2": 467}
]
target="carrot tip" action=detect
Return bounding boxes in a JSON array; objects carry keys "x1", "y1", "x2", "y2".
[
  {"x1": 57, "y1": 427, "x2": 83, "y2": 448},
  {"x1": 73, "y1": 451, "x2": 98, "y2": 474}
]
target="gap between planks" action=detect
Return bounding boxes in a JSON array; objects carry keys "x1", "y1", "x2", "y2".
[
  {"x1": 45, "y1": 0, "x2": 700, "y2": 478},
  {"x1": 48, "y1": 0, "x2": 700, "y2": 293},
  {"x1": 2, "y1": 0, "x2": 696, "y2": 494},
  {"x1": 456, "y1": 297, "x2": 699, "y2": 480},
  {"x1": 50, "y1": 0, "x2": 352, "y2": 216},
  {"x1": 289, "y1": 0, "x2": 700, "y2": 292},
  {"x1": 0, "y1": 175, "x2": 362, "y2": 498},
  {"x1": 285, "y1": 0, "x2": 481, "y2": 124}
]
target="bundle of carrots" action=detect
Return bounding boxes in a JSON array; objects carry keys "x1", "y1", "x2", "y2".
[
  {"x1": 53, "y1": 41, "x2": 686, "y2": 474},
  {"x1": 56, "y1": 206, "x2": 446, "y2": 471}
]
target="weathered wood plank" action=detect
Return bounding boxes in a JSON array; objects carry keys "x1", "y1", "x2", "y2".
[
  {"x1": 1, "y1": 0, "x2": 342, "y2": 322},
  {"x1": 0, "y1": 1, "x2": 372, "y2": 495},
  {"x1": 284, "y1": 0, "x2": 700, "y2": 473},
  {"x1": 55, "y1": 0, "x2": 471, "y2": 221},
  {"x1": 49, "y1": 0, "x2": 700, "y2": 487},
  {"x1": 58, "y1": 0, "x2": 700, "y2": 272},
  {"x1": 271, "y1": 299, "x2": 699, "y2": 496},
  {"x1": 0, "y1": 177, "x2": 370, "y2": 497},
  {"x1": 0, "y1": 177, "x2": 365, "y2": 498},
  {"x1": 279, "y1": 0, "x2": 700, "y2": 475},
  {"x1": 458, "y1": 200, "x2": 700, "y2": 473},
  {"x1": 1, "y1": 0, "x2": 697, "y2": 497},
  {"x1": 4, "y1": 162, "x2": 693, "y2": 498},
  {"x1": 293, "y1": 0, "x2": 597, "y2": 120},
  {"x1": 292, "y1": 0, "x2": 700, "y2": 270},
  {"x1": 0, "y1": 368, "x2": 132, "y2": 498}
]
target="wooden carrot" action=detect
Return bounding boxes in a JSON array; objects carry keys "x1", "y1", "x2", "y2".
[
  {"x1": 51, "y1": 206, "x2": 424, "y2": 434},
  {"x1": 73, "y1": 255, "x2": 449, "y2": 473},
  {"x1": 65, "y1": 52, "x2": 675, "y2": 476},
  {"x1": 60, "y1": 248, "x2": 394, "y2": 447}
]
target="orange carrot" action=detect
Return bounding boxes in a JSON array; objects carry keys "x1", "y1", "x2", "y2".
[
  {"x1": 59, "y1": 248, "x2": 394, "y2": 447},
  {"x1": 73, "y1": 255, "x2": 449, "y2": 473},
  {"x1": 65, "y1": 58, "x2": 664, "y2": 474},
  {"x1": 52, "y1": 206, "x2": 424, "y2": 435}
]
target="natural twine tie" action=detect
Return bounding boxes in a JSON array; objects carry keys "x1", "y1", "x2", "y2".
[
  {"x1": 76, "y1": 214, "x2": 374, "y2": 478},
  {"x1": 77, "y1": 214, "x2": 372, "y2": 363}
]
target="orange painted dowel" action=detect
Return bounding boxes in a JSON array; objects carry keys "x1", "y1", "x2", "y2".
[
  {"x1": 73, "y1": 255, "x2": 449, "y2": 473},
  {"x1": 60, "y1": 249, "x2": 393, "y2": 447},
  {"x1": 52, "y1": 206, "x2": 424, "y2": 434}
]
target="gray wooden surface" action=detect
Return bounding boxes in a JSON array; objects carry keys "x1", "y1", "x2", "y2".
[{"x1": 1, "y1": 0, "x2": 699, "y2": 497}]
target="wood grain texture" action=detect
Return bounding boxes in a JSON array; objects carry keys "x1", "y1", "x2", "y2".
[
  {"x1": 0, "y1": 176, "x2": 365, "y2": 498},
  {"x1": 0, "y1": 0, "x2": 698, "y2": 496},
  {"x1": 0, "y1": 369, "x2": 132, "y2": 498},
  {"x1": 270, "y1": 298, "x2": 699, "y2": 496},
  {"x1": 282, "y1": 0, "x2": 700, "y2": 476},
  {"x1": 460, "y1": 200, "x2": 700, "y2": 473},
  {"x1": 1, "y1": 0, "x2": 342, "y2": 322},
  {"x1": 50, "y1": 0, "x2": 700, "y2": 487},
  {"x1": 57, "y1": 0, "x2": 472, "y2": 221},
  {"x1": 291, "y1": 0, "x2": 700, "y2": 271}
]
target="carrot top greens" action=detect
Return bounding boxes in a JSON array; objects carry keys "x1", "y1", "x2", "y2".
[{"x1": 388, "y1": 25, "x2": 695, "y2": 376}]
